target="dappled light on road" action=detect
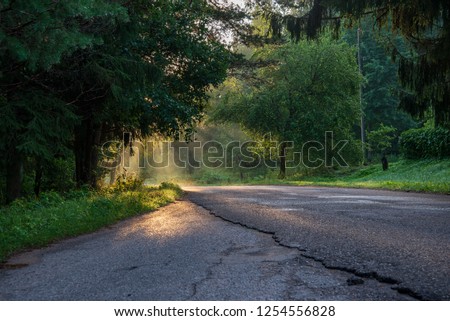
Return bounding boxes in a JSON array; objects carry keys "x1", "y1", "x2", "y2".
[{"x1": 114, "y1": 202, "x2": 196, "y2": 243}]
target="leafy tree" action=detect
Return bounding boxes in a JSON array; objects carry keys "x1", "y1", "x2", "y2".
[
  {"x1": 211, "y1": 38, "x2": 362, "y2": 178},
  {"x1": 400, "y1": 127, "x2": 450, "y2": 159},
  {"x1": 251, "y1": 0, "x2": 450, "y2": 128},
  {"x1": 60, "y1": 0, "x2": 232, "y2": 188},
  {"x1": 366, "y1": 124, "x2": 397, "y2": 157}
]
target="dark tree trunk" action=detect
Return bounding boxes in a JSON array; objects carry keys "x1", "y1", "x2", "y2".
[
  {"x1": 74, "y1": 122, "x2": 91, "y2": 187},
  {"x1": 6, "y1": 148, "x2": 24, "y2": 203},
  {"x1": 89, "y1": 125, "x2": 102, "y2": 188},
  {"x1": 34, "y1": 158, "x2": 43, "y2": 197},
  {"x1": 74, "y1": 117, "x2": 103, "y2": 188},
  {"x1": 381, "y1": 155, "x2": 389, "y2": 171},
  {"x1": 278, "y1": 142, "x2": 287, "y2": 179},
  {"x1": 236, "y1": 155, "x2": 244, "y2": 181},
  {"x1": 187, "y1": 143, "x2": 195, "y2": 175}
]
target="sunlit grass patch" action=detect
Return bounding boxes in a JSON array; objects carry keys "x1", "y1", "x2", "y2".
[
  {"x1": 289, "y1": 159, "x2": 450, "y2": 194},
  {"x1": 185, "y1": 159, "x2": 450, "y2": 194},
  {"x1": 0, "y1": 183, "x2": 183, "y2": 262}
]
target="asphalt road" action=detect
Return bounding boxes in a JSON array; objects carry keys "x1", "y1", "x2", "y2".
[
  {"x1": 186, "y1": 186, "x2": 450, "y2": 300},
  {"x1": 0, "y1": 186, "x2": 448, "y2": 300}
]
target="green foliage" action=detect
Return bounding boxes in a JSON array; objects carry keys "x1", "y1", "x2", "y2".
[
  {"x1": 259, "y1": 0, "x2": 450, "y2": 127},
  {"x1": 342, "y1": 18, "x2": 417, "y2": 135},
  {"x1": 290, "y1": 159, "x2": 450, "y2": 194},
  {"x1": 1, "y1": 0, "x2": 234, "y2": 200},
  {"x1": 400, "y1": 127, "x2": 450, "y2": 159},
  {"x1": 182, "y1": 158, "x2": 449, "y2": 194},
  {"x1": 194, "y1": 170, "x2": 232, "y2": 185},
  {"x1": 158, "y1": 182, "x2": 183, "y2": 194},
  {"x1": 107, "y1": 174, "x2": 144, "y2": 193},
  {"x1": 0, "y1": 0, "x2": 127, "y2": 71},
  {"x1": 0, "y1": 183, "x2": 182, "y2": 262},
  {"x1": 0, "y1": 0, "x2": 130, "y2": 200},
  {"x1": 39, "y1": 157, "x2": 77, "y2": 193},
  {"x1": 211, "y1": 37, "x2": 363, "y2": 173},
  {"x1": 366, "y1": 124, "x2": 397, "y2": 156}
]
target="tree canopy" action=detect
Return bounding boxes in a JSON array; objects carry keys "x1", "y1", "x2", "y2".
[
  {"x1": 0, "y1": 1, "x2": 447, "y2": 202},
  {"x1": 211, "y1": 38, "x2": 362, "y2": 178},
  {"x1": 0, "y1": 0, "x2": 238, "y2": 202},
  {"x1": 251, "y1": 0, "x2": 450, "y2": 128},
  {"x1": 342, "y1": 18, "x2": 416, "y2": 134}
]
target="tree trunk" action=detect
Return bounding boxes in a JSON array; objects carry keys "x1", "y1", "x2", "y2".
[
  {"x1": 278, "y1": 142, "x2": 287, "y2": 179},
  {"x1": 74, "y1": 123, "x2": 91, "y2": 187},
  {"x1": 34, "y1": 158, "x2": 43, "y2": 197},
  {"x1": 89, "y1": 125, "x2": 103, "y2": 188},
  {"x1": 74, "y1": 117, "x2": 102, "y2": 188},
  {"x1": 6, "y1": 148, "x2": 24, "y2": 203},
  {"x1": 187, "y1": 144, "x2": 195, "y2": 175}
]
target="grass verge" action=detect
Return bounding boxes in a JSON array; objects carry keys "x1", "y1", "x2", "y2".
[
  {"x1": 0, "y1": 182, "x2": 183, "y2": 262},
  {"x1": 288, "y1": 159, "x2": 450, "y2": 194},
  {"x1": 179, "y1": 159, "x2": 449, "y2": 194}
]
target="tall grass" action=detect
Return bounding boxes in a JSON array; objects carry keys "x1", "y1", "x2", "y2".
[{"x1": 0, "y1": 183, "x2": 182, "y2": 262}]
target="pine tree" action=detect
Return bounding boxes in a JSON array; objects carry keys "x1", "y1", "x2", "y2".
[
  {"x1": 0, "y1": 0, "x2": 235, "y2": 201},
  {"x1": 342, "y1": 18, "x2": 417, "y2": 134},
  {"x1": 0, "y1": 0, "x2": 127, "y2": 202}
]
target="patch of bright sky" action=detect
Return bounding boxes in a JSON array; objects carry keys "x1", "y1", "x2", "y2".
[
  {"x1": 213, "y1": 0, "x2": 251, "y2": 44},
  {"x1": 231, "y1": 0, "x2": 246, "y2": 8}
]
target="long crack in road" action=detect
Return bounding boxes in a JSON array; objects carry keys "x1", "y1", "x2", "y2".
[
  {"x1": 0, "y1": 190, "x2": 426, "y2": 300},
  {"x1": 186, "y1": 186, "x2": 450, "y2": 300}
]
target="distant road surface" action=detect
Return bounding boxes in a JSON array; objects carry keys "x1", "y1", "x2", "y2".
[
  {"x1": 0, "y1": 186, "x2": 448, "y2": 300},
  {"x1": 186, "y1": 186, "x2": 450, "y2": 300}
]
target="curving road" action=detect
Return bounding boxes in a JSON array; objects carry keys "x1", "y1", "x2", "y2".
[
  {"x1": 0, "y1": 186, "x2": 448, "y2": 300},
  {"x1": 186, "y1": 186, "x2": 450, "y2": 300}
]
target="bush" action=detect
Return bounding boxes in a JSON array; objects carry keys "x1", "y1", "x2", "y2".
[
  {"x1": 366, "y1": 124, "x2": 397, "y2": 156},
  {"x1": 108, "y1": 174, "x2": 143, "y2": 192},
  {"x1": 400, "y1": 127, "x2": 450, "y2": 159},
  {"x1": 159, "y1": 182, "x2": 183, "y2": 193},
  {"x1": 195, "y1": 170, "x2": 231, "y2": 184}
]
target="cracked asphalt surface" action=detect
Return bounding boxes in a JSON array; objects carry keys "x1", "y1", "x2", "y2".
[
  {"x1": 186, "y1": 186, "x2": 450, "y2": 300},
  {"x1": 0, "y1": 186, "x2": 448, "y2": 300}
]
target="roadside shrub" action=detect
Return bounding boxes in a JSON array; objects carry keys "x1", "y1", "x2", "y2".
[
  {"x1": 108, "y1": 174, "x2": 143, "y2": 192},
  {"x1": 366, "y1": 124, "x2": 397, "y2": 157},
  {"x1": 41, "y1": 157, "x2": 77, "y2": 193},
  {"x1": 400, "y1": 127, "x2": 450, "y2": 159},
  {"x1": 159, "y1": 182, "x2": 183, "y2": 194},
  {"x1": 196, "y1": 170, "x2": 230, "y2": 184}
]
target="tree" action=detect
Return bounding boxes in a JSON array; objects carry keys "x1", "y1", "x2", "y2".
[
  {"x1": 366, "y1": 124, "x2": 397, "y2": 157},
  {"x1": 211, "y1": 38, "x2": 362, "y2": 178},
  {"x1": 0, "y1": 0, "x2": 236, "y2": 202},
  {"x1": 59, "y1": 0, "x2": 233, "y2": 187},
  {"x1": 251, "y1": 0, "x2": 450, "y2": 128},
  {"x1": 342, "y1": 19, "x2": 417, "y2": 134},
  {"x1": 0, "y1": 0, "x2": 127, "y2": 202}
]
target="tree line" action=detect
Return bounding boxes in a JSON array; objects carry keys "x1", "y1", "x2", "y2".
[
  {"x1": 0, "y1": 0, "x2": 246, "y2": 203},
  {"x1": 253, "y1": 0, "x2": 449, "y2": 128},
  {"x1": 1, "y1": 0, "x2": 448, "y2": 202},
  {"x1": 209, "y1": 1, "x2": 449, "y2": 178}
]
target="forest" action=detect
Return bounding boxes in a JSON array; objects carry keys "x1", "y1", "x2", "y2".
[{"x1": 0, "y1": 0, "x2": 449, "y2": 207}]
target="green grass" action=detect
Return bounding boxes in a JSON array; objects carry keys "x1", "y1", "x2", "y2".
[
  {"x1": 288, "y1": 159, "x2": 450, "y2": 193},
  {"x1": 0, "y1": 182, "x2": 183, "y2": 262},
  {"x1": 178, "y1": 159, "x2": 449, "y2": 194}
]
